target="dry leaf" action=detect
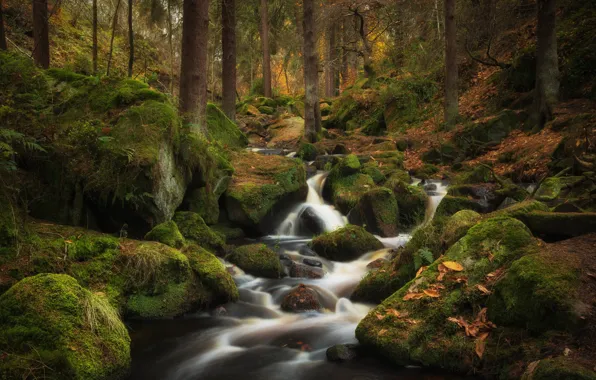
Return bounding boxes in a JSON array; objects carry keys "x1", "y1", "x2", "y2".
[
  {"x1": 416, "y1": 266, "x2": 428, "y2": 278},
  {"x1": 443, "y1": 261, "x2": 464, "y2": 271},
  {"x1": 455, "y1": 276, "x2": 468, "y2": 285},
  {"x1": 405, "y1": 318, "x2": 419, "y2": 325},
  {"x1": 403, "y1": 292, "x2": 425, "y2": 301},
  {"x1": 447, "y1": 317, "x2": 460, "y2": 324},
  {"x1": 375, "y1": 313, "x2": 384, "y2": 320},
  {"x1": 423, "y1": 289, "x2": 440, "y2": 298},
  {"x1": 387, "y1": 309, "x2": 401, "y2": 317},
  {"x1": 475, "y1": 338, "x2": 486, "y2": 358},
  {"x1": 378, "y1": 329, "x2": 388, "y2": 336},
  {"x1": 476, "y1": 284, "x2": 492, "y2": 295},
  {"x1": 65, "y1": 240, "x2": 73, "y2": 244}
]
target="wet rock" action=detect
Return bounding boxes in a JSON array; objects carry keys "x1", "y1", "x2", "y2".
[
  {"x1": 552, "y1": 202, "x2": 583, "y2": 213},
  {"x1": 303, "y1": 258, "x2": 323, "y2": 268},
  {"x1": 347, "y1": 187, "x2": 399, "y2": 237},
  {"x1": 440, "y1": 210, "x2": 482, "y2": 247},
  {"x1": 299, "y1": 246, "x2": 318, "y2": 257},
  {"x1": 366, "y1": 258, "x2": 389, "y2": 270},
  {"x1": 314, "y1": 155, "x2": 341, "y2": 170},
  {"x1": 310, "y1": 225, "x2": 383, "y2": 262},
  {"x1": 386, "y1": 179, "x2": 428, "y2": 228},
  {"x1": 173, "y1": 212, "x2": 225, "y2": 253},
  {"x1": 326, "y1": 344, "x2": 360, "y2": 362},
  {"x1": 300, "y1": 206, "x2": 327, "y2": 235},
  {"x1": 227, "y1": 244, "x2": 283, "y2": 278},
  {"x1": 517, "y1": 211, "x2": 596, "y2": 239},
  {"x1": 332, "y1": 144, "x2": 349, "y2": 155},
  {"x1": 423, "y1": 183, "x2": 437, "y2": 192},
  {"x1": 498, "y1": 197, "x2": 519, "y2": 210},
  {"x1": 279, "y1": 253, "x2": 293, "y2": 262},
  {"x1": 289, "y1": 262, "x2": 324, "y2": 279},
  {"x1": 281, "y1": 284, "x2": 322, "y2": 312}
]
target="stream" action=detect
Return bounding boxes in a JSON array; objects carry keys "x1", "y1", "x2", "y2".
[{"x1": 127, "y1": 170, "x2": 465, "y2": 380}]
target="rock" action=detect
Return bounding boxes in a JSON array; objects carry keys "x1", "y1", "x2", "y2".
[
  {"x1": 386, "y1": 179, "x2": 428, "y2": 228},
  {"x1": 173, "y1": 212, "x2": 225, "y2": 253},
  {"x1": 303, "y1": 258, "x2": 323, "y2": 268},
  {"x1": 498, "y1": 197, "x2": 519, "y2": 210},
  {"x1": 267, "y1": 117, "x2": 305, "y2": 148},
  {"x1": 440, "y1": 210, "x2": 481, "y2": 247},
  {"x1": 435, "y1": 195, "x2": 486, "y2": 218},
  {"x1": 552, "y1": 202, "x2": 583, "y2": 213},
  {"x1": 211, "y1": 223, "x2": 246, "y2": 240},
  {"x1": 324, "y1": 172, "x2": 376, "y2": 214},
  {"x1": 517, "y1": 211, "x2": 596, "y2": 239},
  {"x1": 521, "y1": 357, "x2": 596, "y2": 380},
  {"x1": 361, "y1": 165, "x2": 386, "y2": 184},
  {"x1": 300, "y1": 206, "x2": 327, "y2": 235},
  {"x1": 326, "y1": 344, "x2": 360, "y2": 362},
  {"x1": 534, "y1": 176, "x2": 585, "y2": 202},
  {"x1": 367, "y1": 258, "x2": 389, "y2": 269},
  {"x1": 279, "y1": 253, "x2": 293, "y2": 262},
  {"x1": 227, "y1": 243, "x2": 283, "y2": 278},
  {"x1": 206, "y1": 103, "x2": 248, "y2": 149},
  {"x1": 297, "y1": 142, "x2": 318, "y2": 161},
  {"x1": 299, "y1": 246, "x2": 318, "y2": 257},
  {"x1": 424, "y1": 183, "x2": 437, "y2": 192},
  {"x1": 490, "y1": 199, "x2": 550, "y2": 219},
  {"x1": 0, "y1": 274, "x2": 130, "y2": 380},
  {"x1": 338, "y1": 154, "x2": 361, "y2": 176},
  {"x1": 447, "y1": 184, "x2": 502, "y2": 213},
  {"x1": 258, "y1": 105, "x2": 275, "y2": 115},
  {"x1": 225, "y1": 152, "x2": 307, "y2": 233},
  {"x1": 289, "y1": 262, "x2": 324, "y2": 279},
  {"x1": 314, "y1": 154, "x2": 341, "y2": 170},
  {"x1": 280, "y1": 284, "x2": 322, "y2": 312},
  {"x1": 457, "y1": 109, "x2": 519, "y2": 154},
  {"x1": 347, "y1": 187, "x2": 399, "y2": 237},
  {"x1": 332, "y1": 144, "x2": 349, "y2": 154},
  {"x1": 310, "y1": 225, "x2": 383, "y2": 262},
  {"x1": 144, "y1": 220, "x2": 185, "y2": 248}
]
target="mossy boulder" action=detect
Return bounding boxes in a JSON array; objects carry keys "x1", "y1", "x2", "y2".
[
  {"x1": 225, "y1": 152, "x2": 307, "y2": 233},
  {"x1": 258, "y1": 105, "x2": 275, "y2": 115},
  {"x1": 522, "y1": 357, "x2": 596, "y2": 380},
  {"x1": 297, "y1": 142, "x2": 318, "y2": 161},
  {"x1": 0, "y1": 274, "x2": 130, "y2": 380},
  {"x1": 440, "y1": 210, "x2": 481, "y2": 247},
  {"x1": 387, "y1": 179, "x2": 428, "y2": 227},
  {"x1": 227, "y1": 243, "x2": 283, "y2": 278},
  {"x1": 144, "y1": 220, "x2": 185, "y2": 249},
  {"x1": 206, "y1": 103, "x2": 248, "y2": 149},
  {"x1": 362, "y1": 164, "x2": 386, "y2": 184},
  {"x1": 517, "y1": 211, "x2": 596, "y2": 239},
  {"x1": 172, "y1": 212, "x2": 225, "y2": 253},
  {"x1": 280, "y1": 284, "x2": 322, "y2": 312},
  {"x1": 435, "y1": 195, "x2": 486, "y2": 217},
  {"x1": 534, "y1": 176, "x2": 586, "y2": 202},
  {"x1": 324, "y1": 173, "x2": 375, "y2": 214},
  {"x1": 310, "y1": 225, "x2": 383, "y2": 262},
  {"x1": 490, "y1": 199, "x2": 549, "y2": 219},
  {"x1": 347, "y1": 187, "x2": 399, "y2": 237},
  {"x1": 458, "y1": 110, "x2": 519, "y2": 156},
  {"x1": 338, "y1": 154, "x2": 362, "y2": 176}
]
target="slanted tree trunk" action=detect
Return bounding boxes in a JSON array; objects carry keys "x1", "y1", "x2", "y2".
[
  {"x1": 180, "y1": 0, "x2": 209, "y2": 135},
  {"x1": 0, "y1": 0, "x2": 7, "y2": 50},
  {"x1": 533, "y1": 0, "x2": 559, "y2": 129},
  {"x1": 303, "y1": 0, "x2": 321, "y2": 142},
  {"x1": 33, "y1": 0, "x2": 50, "y2": 68},
  {"x1": 127, "y1": 0, "x2": 134, "y2": 77},
  {"x1": 167, "y1": 0, "x2": 174, "y2": 94},
  {"x1": 444, "y1": 0, "x2": 459, "y2": 127},
  {"x1": 92, "y1": 0, "x2": 98, "y2": 74},
  {"x1": 259, "y1": 0, "x2": 272, "y2": 97},
  {"x1": 106, "y1": 0, "x2": 121, "y2": 76},
  {"x1": 222, "y1": 0, "x2": 236, "y2": 121},
  {"x1": 325, "y1": 22, "x2": 338, "y2": 98},
  {"x1": 353, "y1": 9, "x2": 373, "y2": 79}
]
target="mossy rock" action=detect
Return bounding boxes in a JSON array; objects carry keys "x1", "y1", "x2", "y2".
[
  {"x1": 534, "y1": 176, "x2": 585, "y2": 202},
  {"x1": 458, "y1": 110, "x2": 519, "y2": 156},
  {"x1": 435, "y1": 195, "x2": 486, "y2": 218},
  {"x1": 144, "y1": 220, "x2": 185, "y2": 249},
  {"x1": 441, "y1": 210, "x2": 481, "y2": 247},
  {"x1": 387, "y1": 179, "x2": 428, "y2": 228},
  {"x1": 455, "y1": 165, "x2": 494, "y2": 184},
  {"x1": 172, "y1": 212, "x2": 225, "y2": 253},
  {"x1": 297, "y1": 142, "x2": 318, "y2": 161},
  {"x1": 490, "y1": 199, "x2": 549, "y2": 219},
  {"x1": 324, "y1": 162, "x2": 376, "y2": 214},
  {"x1": 522, "y1": 357, "x2": 596, "y2": 380},
  {"x1": 227, "y1": 243, "x2": 282, "y2": 278},
  {"x1": 0, "y1": 274, "x2": 130, "y2": 380},
  {"x1": 206, "y1": 103, "x2": 248, "y2": 149},
  {"x1": 258, "y1": 105, "x2": 275, "y2": 115},
  {"x1": 310, "y1": 225, "x2": 383, "y2": 262},
  {"x1": 517, "y1": 211, "x2": 596, "y2": 239},
  {"x1": 412, "y1": 164, "x2": 439, "y2": 179},
  {"x1": 338, "y1": 154, "x2": 361, "y2": 176},
  {"x1": 362, "y1": 164, "x2": 386, "y2": 184},
  {"x1": 356, "y1": 217, "x2": 540, "y2": 373},
  {"x1": 183, "y1": 245, "x2": 239, "y2": 304},
  {"x1": 185, "y1": 184, "x2": 229, "y2": 226},
  {"x1": 347, "y1": 187, "x2": 399, "y2": 237},
  {"x1": 210, "y1": 223, "x2": 246, "y2": 240}
]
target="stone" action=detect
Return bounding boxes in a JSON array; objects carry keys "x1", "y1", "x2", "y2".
[
  {"x1": 280, "y1": 284, "x2": 322, "y2": 312},
  {"x1": 347, "y1": 187, "x2": 399, "y2": 237},
  {"x1": 326, "y1": 344, "x2": 360, "y2": 362},
  {"x1": 300, "y1": 206, "x2": 327, "y2": 235},
  {"x1": 289, "y1": 262, "x2": 324, "y2": 279},
  {"x1": 303, "y1": 258, "x2": 323, "y2": 268},
  {"x1": 310, "y1": 225, "x2": 383, "y2": 262}
]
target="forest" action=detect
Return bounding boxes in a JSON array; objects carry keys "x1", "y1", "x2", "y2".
[{"x1": 0, "y1": 0, "x2": 595, "y2": 379}]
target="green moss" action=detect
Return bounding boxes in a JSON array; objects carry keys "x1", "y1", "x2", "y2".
[
  {"x1": 297, "y1": 142, "x2": 318, "y2": 161},
  {"x1": 455, "y1": 165, "x2": 494, "y2": 184},
  {"x1": 258, "y1": 105, "x2": 275, "y2": 115},
  {"x1": 435, "y1": 195, "x2": 485, "y2": 218},
  {"x1": 173, "y1": 212, "x2": 225, "y2": 253},
  {"x1": 441, "y1": 210, "x2": 481, "y2": 247},
  {"x1": 126, "y1": 281, "x2": 203, "y2": 319},
  {"x1": 339, "y1": 154, "x2": 361, "y2": 175},
  {"x1": 523, "y1": 357, "x2": 596, "y2": 380},
  {"x1": 211, "y1": 224, "x2": 245, "y2": 240},
  {"x1": 534, "y1": 176, "x2": 584, "y2": 202},
  {"x1": 0, "y1": 274, "x2": 130, "y2": 380},
  {"x1": 206, "y1": 103, "x2": 248, "y2": 149},
  {"x1": 310, "y1": 225, "x2": 383, "y2": 262},
  {"x1": 144, "y1": 221, "x2": 185, "y2": 249},
  {"x1": 412, "y1": 164, "x2": 439, "y2": 179},
  {"x1": 348, "y1": 187, "x2": 399, "y2": 237},
  {"x1": 186, "y1": 186, "x2": 226, "y2": 225},
  {"x1": 362, "y1": 165, "x2": 386, "y2": 184},
  {"x1": 227, "y1": 244, "x2": 282, "y2": 278},
  {"x1": 183, "y1": 245, "x2": 239, "y2": 303},
  {"x1": 325, "y1": 166, "x2": 375, "y2": 214},
  {"x1": 387, "y1": 179, "x2": 428, "y2": 228}
]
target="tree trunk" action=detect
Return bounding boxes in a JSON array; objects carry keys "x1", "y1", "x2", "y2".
[
  {"x1": 340, "y1": 17, "x2": 349, "y2": 90},
  {"x1": 324, "y1": 22, "x2": 337, "y2": 98},
  {"x1": 533, "y1": 0, "x2": 559, "y2": 129},
  {"x1": 0, "y1": 0, "x2": 7, "y2": 50},
  {"x1": 444, "y1": 0, "x2": 459, "y2": 127},
  {"x1": 107, "y1": 0, "x2": 121, "y2": 76},
  {"x1": 127, "y1": 0, "x2": 134, "y2": 77},
  {"x1": 167, "y1": 0, "x2": 174, "y2": 94},
  {"x1": 303, "y1": 0, "x2": 320, "y2": 142},
  {"x1": 354, "y1": 9, "x2": 373, "y2": 78},
  {"x1": 92, "y1": 0, "x2": 98, "y2": 74},
  {"x1": 259, "y1": 0, "x2": 272, "y2": 97},
  {"x1": 33, "y1": 0, "x2": 50, "y2": 69},
  {"x1": 222, "y1": 0, "x2": 236, "y2": 121},
  {"x1": 180, "y1": 0, "x2": 209, "y2": 135}
]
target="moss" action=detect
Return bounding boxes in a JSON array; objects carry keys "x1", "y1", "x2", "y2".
[
  {"x1": 186, "y1": 186, "x2": 226, "y2": 226},
  {"x1": 435, "y1": 195, "x2": 485, "y2": 218},
  {"x1": 206, "y1": 103, "x2": 248, "y2": 149},
  {"x1": 517, "y1": 211, "x2": 596, "y2": 239},
  {"x1": 325, "y1": 170, "x2": 375, "y2": 214},
  {"x1": 441, "y1": 210, "x2": 481, "y2": 247},
  {"x1": 412, "y1": 164, "x2": 439, "y2": 179},
  {"x1": 297, "y1": 142, "x2": 318, "y2": 161},
  {"x1": 183, "y1": 245, "x2": 239, "y2": 303},
  {"x1": 348, "y1": 187, "x2": 399, "y2": 237},
  {"x1": 0, "y1": 274, "x2": 130, "y2": 380},
  {"x1": 455, "y1": 165, "x2": 494, "y2": 184},
  {"x1": 310, "y1": 225, "x2": 383, "y2": 262},
  {"x1": 387, "y1": 179, "x2": 428, "y2": 228},
  {"x1": 125, "y1": 281, "x2": 201, "y2": 319},
  {"x1": 227, "y1": 243, "x2": 282, "y2": 278},
  {"x1": 362, "y1": 164, "x2": 386, "y2": 184},
  {"x1": 523, "y1": 357, "x2": 596, "y2": 380},
  {"x1": 258, "y1": 105, "x2": 275, "y2": 115},
  {"x1": 144, "y1": 221, "x2": 185, "y2": 249},
  {"x1": 490, "y1": 199, "x2": 549, "y2": 219},
  {"x1": 534, "y1": 176, "x2": 584, "y2": 202},
  {"x1": 211, "y1": 224, "x2": 245, "y2": 240},
  {"x1": 457, "y1": 110, "x2": 519, "y2": 157},
  {"x1": 339, "y1": 154, "x2": 361, "y2": 175},
  {"x1": 172, "y1": 212, "x2": 225, "y2": 253}
]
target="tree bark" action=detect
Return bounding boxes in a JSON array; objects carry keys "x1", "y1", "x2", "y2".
[
  {"x1": 533, "y1": 0, "x2": 559, "y2": 129},
  {"x1": 259, "y1": 0, "x2": 272, "y2": 97},
  {"x1": 325, "y1": 22, "x2": 338, "y2": 98},
  {"x1": 0, "y1": 0, "x2": 7, "y2": 51},
  {"x1": 167, "y1": 0, "x2": 174, "y2": 94},
  {"x1": 33, "y1": 0, "x2": 50, "y2": 69},
  {"x1": 107, "y1": 0, "x2": 121, "y2": 76},
  {"x1": 354, "y1": 9, "x2": 373, "y2": 79},
  {"x1": 180, "y1": 0, "x2": 209, "y2": 135},
  {"x1": 303, "y1": 0, "x2": 321, "y2": 142},
  {"x1": 222, "y1": 0, "x2": 236, "y2": 121},
  {"x1": 92, "y1": 0, "x2": 98, "y2": 74},
  {"x1": 127, "y1": 0, "x2": 134, "y2": 77},
  {"x1": 444, "y1": 0, "x2": 459, "y2": 127}
]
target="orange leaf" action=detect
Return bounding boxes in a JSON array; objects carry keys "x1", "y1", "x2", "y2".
[
  {"x1": 416, "y1": 266, "x2": 428, "y2": 278},
  {"x1": 378, "y1": 329, "x2": 388, "y2": 336},
  {"x1": 375, "y1": 313, "x2": 384, "y2": 320},
  {"x1": 476, "y1": 284, "x2": 492, "y2": 295},
  {"x1": 387, "y1": 309, "x2": 401, "y2": 317},
  {"x1": 455, "y1": 276, "x2": 468, "y2": 285},
  {"x1": 403, "y1": 292, "x2": 425, "y2": 301},
  {"x1": 475, "y1": 337, "x2": 486, "y2": 358},
  {"x1": 423, "y1": 289, "x2": 440, "y2": 298},
  {"x1": 65, "y1": 240, "x2": 73, "y2": 244},
  {"x1": 443, "y1": 261, "x2": 464, "y2": 271}
]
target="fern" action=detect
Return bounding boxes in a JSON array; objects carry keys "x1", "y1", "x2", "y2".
[{"x1": 413, "y1": 247, "x2": 434, "y2": 270}]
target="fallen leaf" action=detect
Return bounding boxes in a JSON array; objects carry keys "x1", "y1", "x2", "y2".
[
  {"x1": 477, "y1": 308, "x2": 488, "y2": 323},
  {"x1": 416, "y1": 266, "x2": 428, "y2": 278},
  {"x1": 475, "y1": 338, "x2": 486, "y2": 358},
  {"x1": 476, "y1": 284, "x2": 492, "y2": 295},
  {"x1": 447, "y1": 317, "x2": 460, "y2": 324},
  {"x1": 403, "y1": 292, "x2": 425, "y2": 301},
  {"x1": 375, "y1": 313, "x2": 384, "y2": 320},
  {"x1": 65, "y1": 240, "x2": 73, "y2": 244},
  {"x1": 423, "y1": 289, "x2": 440, "y2": 298},
  {"x1": 404, "y1": 318, "x2": 419, "y2": 325},
  {"x1": 443, "y1": 261, "x2": 464, "y2": 271},
  {"x1": 437, "y1": 272, "x2": 446, "y2": 281},
  {"x1": 455, "y1": 276, "x2": 468, "y2": 285},
  {"x1": 378, "y1": 329, "x2": 388, "y2": 336},
  {"x1": 387, "y1": 309, "x2": 401, "y2": 317}
]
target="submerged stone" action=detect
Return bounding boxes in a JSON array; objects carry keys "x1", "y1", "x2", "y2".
[{"x1": 280, "y1": 284, "x2": 322, "y2": 312}]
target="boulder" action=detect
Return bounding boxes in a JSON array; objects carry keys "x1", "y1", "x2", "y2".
[
  {"x1": 173, "y1": 212, "x2": 225, "y2": 253},
  {"x1": 280, "y1": 284, "x2": 322, "y2": 312},
  {"x1": 303, "y1": 258, "x2": 323, "y2": 268},
  {"x1": 435, "y1": 195, "x2": 486, "y2": 217},
  {"x1": 386, "y1": 179, "x2": 429, "y2": 228},
  {"x1": 338, "y1": 154, "x2": 361, "y2": 176},
  {"x1": 347, "y1": 187, "x2": 399, "y2": 237},
  {"x1": 289, "y1": 262, "x2": 325, "y2": 279},
  {"x1": 206, "y1": 103, "x2": 248, "y2": 149},
  {"x1": 299, "y1": 246, "x2": 318, "y2": 257},
  {"x1": 0, "y1": 274, "x2": 130, "y2": 380},
  {"x1": 517, "y1": 211, "x2": 596, "y2": 239},
  {"x1": 144, "y1": 220, "x2": 185, "y2": 249},
  {"x1": 332, "y1": 144, "x2": 349, "y2": 154},
  {"x1": 267, "y1": 117, "x2": 305, "y2": 148},
  {"x1": 300, "y1": 206, "x2": 327, "y2": 235},
  {"x1": 314, "y1": 154, "x2": 342, "y2": 170},
  {"x1": 297, "y1": 142, "x2": 318, "y2": 161},
  {"x1": 367, "y1": 258, "x2": 389, "y2": 270},
  {"x1": 227, "y1": 244, "x2": 283, "y2": 278},
  {"x1": 534, "y1": 176, "x2": 586, "y2": 202},
  {"x1": 310, "y1": 225, "x2": 383, "y2": 262},
  {"x1": 440, "y1": 210, "x2": 481, "y2": 247},
  {"x1": 521, "y1": 357, "x2": 596, "y2": 380},
  {"x1": 326, "y1": 344, "x2": 361, "y2": 362}
]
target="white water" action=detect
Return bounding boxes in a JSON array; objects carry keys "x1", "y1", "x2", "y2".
[{"x1": 129, "y1": 173, "x2": 450, "y2": 380}]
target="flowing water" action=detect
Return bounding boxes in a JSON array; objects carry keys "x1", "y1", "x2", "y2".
[{"x1": 127, "y1": 172, "x2": 460, "y2": 380}]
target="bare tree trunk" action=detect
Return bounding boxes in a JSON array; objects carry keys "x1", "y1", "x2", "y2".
[
  {"x1": 167, "y1": 0, "x2": 175, "y2": 94},
  {"x1": 340, "y1": 17, "x2": 349, "y2": 91},
  {"x1": 260, "y1": 0, "x2": 272, "y2": 98},
  {"x1": 353, "y1": 9, "x2": 373, "y2": 78},
  {"x1": 222, "y1": 0, "x2": 236, "y2": 121},
  {"x1": 444, "y1": 0, "x2": 459, "y2": 127},
  {"x1": 92, "y1": 0, "x2": 98, "y2": 74},
  {"x1": 127, "y1": 0, "x2": 134, "y2": 77},
  {"x1": 533, "y1": 0, "x2": 559, "y2": 129},
  {"x1": 33, "y1": 0, "x2": 50, "y2": 69},
  {"x1": 107, "y1": 0, "x2": 121, "y2": 76},
  {"x1": 324, "y1": 22, "x2": 337, "y2": 98},
  {"x1": 303, "y1": 0, "x2": 320, "y2": 142},
  {"x1": 180, "y1": 0, "x2": 209, "y2": 135},
  {"x1": 1, "y1": 0, "x2": 7, "y2": 50}
]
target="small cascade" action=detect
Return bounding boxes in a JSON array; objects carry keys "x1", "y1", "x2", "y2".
[{"x1": 423, "y1": 180, "x2": 449, "y2": 222}]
